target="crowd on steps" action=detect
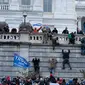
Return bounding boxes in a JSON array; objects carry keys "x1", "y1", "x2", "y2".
[{"x1": 0, "y1": 74, "x2": 85, "y2": 85}]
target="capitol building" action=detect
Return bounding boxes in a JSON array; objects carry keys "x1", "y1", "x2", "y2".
[
  {"x1": 0, "y1": 0, "x2": 85, "y2": 33},
  {"x1": 0, "y1": 0, "x2": 85, "y2": 79}
]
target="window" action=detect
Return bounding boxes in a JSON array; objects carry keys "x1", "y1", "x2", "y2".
[
  {"x1": 21, "y1": 0, "x2": 30, "y2": 5},
  {"x1": 0, "y1": 0, "x2": 9, "y2": 4},
  {"x1": 43, "y1": 0, "x2": 52, "y2": 12}
]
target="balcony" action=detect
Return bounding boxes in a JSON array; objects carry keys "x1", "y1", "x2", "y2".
[
  {"x1": 0, "y1": 33, "x2": 83, "y2": 45},
  {"x1": 0, "y1": 4, "x2": 9, "y2": 10},
  {"x1": 19, "y1": 5, "x2": 33, "y2": 11}
]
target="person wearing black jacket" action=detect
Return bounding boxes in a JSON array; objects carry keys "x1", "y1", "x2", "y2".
[
  {"x1": 62, "y1": 27, "x2": 69, "y2": 34},
  {"x1": 32, "y1": 58, "x2": 40, "y2": 73},
  {"x1": 62, "y1": 49, "x2": 72, "y2": 70}
]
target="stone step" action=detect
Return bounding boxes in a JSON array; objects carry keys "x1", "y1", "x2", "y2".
[
  {"x1": 0, "y1": 55, "x2": 85, "y2": 62},
  {"x1": 29, "y1": 48, "x2": 81, "y2": 53},
  {"x1": 0, "y1": 61, "x2": 85, "y2": 68},
  {"x1": 0, "y1": 71, "x2": 17, "y2": 77},
  {"x1": 41, "y1": 72, "x2": 83, "y2": 78},
  {"x1": 30, "y1": 46, "x2": 81, "y2": 50},
  {"x1": 29, "y1": 57, "x2": 85, "y2": 62},
  {"x1": 0, "y1": 66, "x2": 84, "y2": 73},
  {"x1": 1, "y1": 55, "x2": 85, "y2": 62},
  {"x1": 30, "y1": 62, "x2": 85, "y2": 68},
  {"x1": 29, "y1": 52, "x2": 82, "y2": 57}
]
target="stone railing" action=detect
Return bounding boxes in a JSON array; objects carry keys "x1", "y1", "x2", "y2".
[
  {"x1": 0, "y1": 33, "x2": 84, "y2": 45},
  {"x1": 19, "y1": 5, "x2": 33, "y2": 11},
  {"x1": 0, "y1": 4, "x2": 9, "y2": 10}
]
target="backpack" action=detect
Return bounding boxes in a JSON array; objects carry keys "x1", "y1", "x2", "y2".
[{"x1": 68, "y1": 34, "x2": 72, "y2": 39}]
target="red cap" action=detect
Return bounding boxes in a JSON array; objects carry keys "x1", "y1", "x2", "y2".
[
  {"x1": 6, "y1": 76, "x2": 10, "y2": 81},
  {"x1": 50, "y1": 73, "x2": 53, "y2": 77}
]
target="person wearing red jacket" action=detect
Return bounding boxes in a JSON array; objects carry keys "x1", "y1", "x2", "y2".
[{"x1": 33, "y1": 26, "x2": 42, "y2": 33}]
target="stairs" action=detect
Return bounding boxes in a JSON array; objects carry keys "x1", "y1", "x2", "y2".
[
  {"x1": 0, "y1": 44, "x2": 85, "y2": 81},
  {"x1": 29, "y1": 44, "x2": 85, "y2": 80}
]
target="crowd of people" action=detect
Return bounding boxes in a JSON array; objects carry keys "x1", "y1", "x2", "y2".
[
  {"x1": 32, "y1": 26, "x2": 84, "y2": 50},
  {"x1": 33, "y1": 26, "x2": 85, "y2": 55},
  {"x1": 0, "y1": 74, "x2": 85, "y2": 85},
  {"x1": 0, "y1": 26, "x2": 84, "y2": 85},
  {"x1": 32, "y1": 49, "x2": 72, "y2": 75}
]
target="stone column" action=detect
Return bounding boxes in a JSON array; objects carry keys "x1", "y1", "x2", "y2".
[
  {"x1": 33, "y1": 0, "x2": 43, "y2": 11},
  {"x1": 9, "y1": 0, "x2": 19, "y2": 10},
  {"x1": 78, "y1": 17, "x2": 82, "y2": 30}
]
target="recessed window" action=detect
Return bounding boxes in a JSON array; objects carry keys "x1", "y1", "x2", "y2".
[
  {"x1": 43, "y1": 0, "x2": 52, "y2": 12},
  {"x1": 21, "y1": 0, "x2": 30, "y2": 5},
  {"x1": 0, "y1": 0, "x2": 9, "y2": 4}
]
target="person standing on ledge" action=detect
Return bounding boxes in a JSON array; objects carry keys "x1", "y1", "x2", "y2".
[
  {"x1": 62, "y1": 27, "x2": 69, "y2": 34},
  {"x1": 62, "y1": 49, "x2": 72, "y2": 70}
]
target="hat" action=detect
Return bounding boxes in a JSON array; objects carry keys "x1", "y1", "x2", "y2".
[
  {"x1": 50, "y1": 74, "x2": 53, "y2": 77},
  {"x1": 69, "y1": 80, "x2": 73, "y2": 84},
  {"x1": 60, "y1": 78, "x2": 63, "y2": 81},
  {"x1": 59, "y1": 78, "x2": 63, "y2": 84},
  {"x1": 6, "y1": 76, "x2": 10, "y2": 81}
]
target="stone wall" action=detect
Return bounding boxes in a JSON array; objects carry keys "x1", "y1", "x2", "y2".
[{"x1": 0, "y1": 42, "x2": 84, "y2": 81}]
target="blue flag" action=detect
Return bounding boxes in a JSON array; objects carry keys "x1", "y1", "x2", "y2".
[
  {"x1": 33, "y1": 23, "x2": 42, "y2": 26},
  {"x1": 13, "y1": 54, "x2": 30, "y2": 68}
]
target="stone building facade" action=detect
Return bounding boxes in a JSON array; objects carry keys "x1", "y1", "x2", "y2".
[{"x1": 0, "y1": 0, "x2": 85, "y2": 33}]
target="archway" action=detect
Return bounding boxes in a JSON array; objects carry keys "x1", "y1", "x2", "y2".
[{"x1": 11, "y1": 28, "x2": 17, "y2": 33}]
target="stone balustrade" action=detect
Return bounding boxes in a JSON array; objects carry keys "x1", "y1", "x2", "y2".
[
  {"x1": 0, "y1": 33, "x2": 83, "y2": 44},
  {"x1": 0, "y1": 4, "x2": 9, "y2": 10}
]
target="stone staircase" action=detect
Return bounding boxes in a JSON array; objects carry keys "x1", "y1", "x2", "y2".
[
  {"x1": 0, "y1": 44, "x2": 85, "y2": 81},
  {"x1": 29, "y1": 44, "x2": 85, "y2": 80}
]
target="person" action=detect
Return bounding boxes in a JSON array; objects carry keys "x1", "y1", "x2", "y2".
[
  {"x1": 62, "y1": 79, "x2": 66, "y2": 85},
  {"x1": 62, "y1": 49, "x2": 72, "y2": 70},
  {"x1": 77, "y1": 28, "x2": 84, "y2": 35},
  {"x1": 39, "y1": 78, "x2": 44, "y2": 85},
  {"x1": 73, "y1": 78, "x2": 80, "y2": 85},
  {"x1": 52, "y1": 28, "x2": 58, "y2": 34},
  {"x1": 62, "y1": 27, "x2": 69, "y2": 34},
  {"x1": 32, "y1": 58, "x2": 40, "y2": 73},
  {"x1": 33, "y1": 26, "x2": 42, "y2": 33},
  {"x1": 68, "y1": 32, "x2": 75, "y2": 44},
  {"x1": 42, "y1": 27, "x2": 52, "y2": 44},
  {"x1": 6, "y1": 76, "x2": 11, "y2": 85},
  {"x1": 49, "y1": 73, "x2": 56, "y2": 83},
  {"x1": 59, "y1": 78, "x2": 63, "y2": 85},
  {"x1": 81, "y1": 37, "x2": 85, "y2": 55},
  {"x1": 42, "y1": 27, "x2": 48, "y2": 44},
  {"x1": 48, "y1": 58, "x2": 57, "y2": 74},
  {"x1": 51, "y1": 33, "x2": 59, "y2": 50},
  {"x1": 79, "y1": 30, "x2": 84, "y2": 35}
]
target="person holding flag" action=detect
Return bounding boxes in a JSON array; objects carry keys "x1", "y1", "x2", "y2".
[{"x1": 33, "y1": 23, "x2": 42, "y2": 33}]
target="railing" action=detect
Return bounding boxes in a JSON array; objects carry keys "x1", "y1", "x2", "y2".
[
  {"x1": 0, "y1": 33, "x2": 84, "y2": 44},
  {"x1": 19, "y1": 5, "x2": 33, "y2": 11},
  {"x1": 0, "y1": 4, "x2": 9, "y2": 10},
  {"x1": 0, "y1": 34, "x2": 20, "y2": 42}
]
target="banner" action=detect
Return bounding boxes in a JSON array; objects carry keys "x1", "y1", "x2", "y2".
[
  {"x1": 33, "y1": 23, "x2": 42, "y2": 26},
  {"x1": 13, "y1": 53, "x2": 30, "y2": 68}
]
